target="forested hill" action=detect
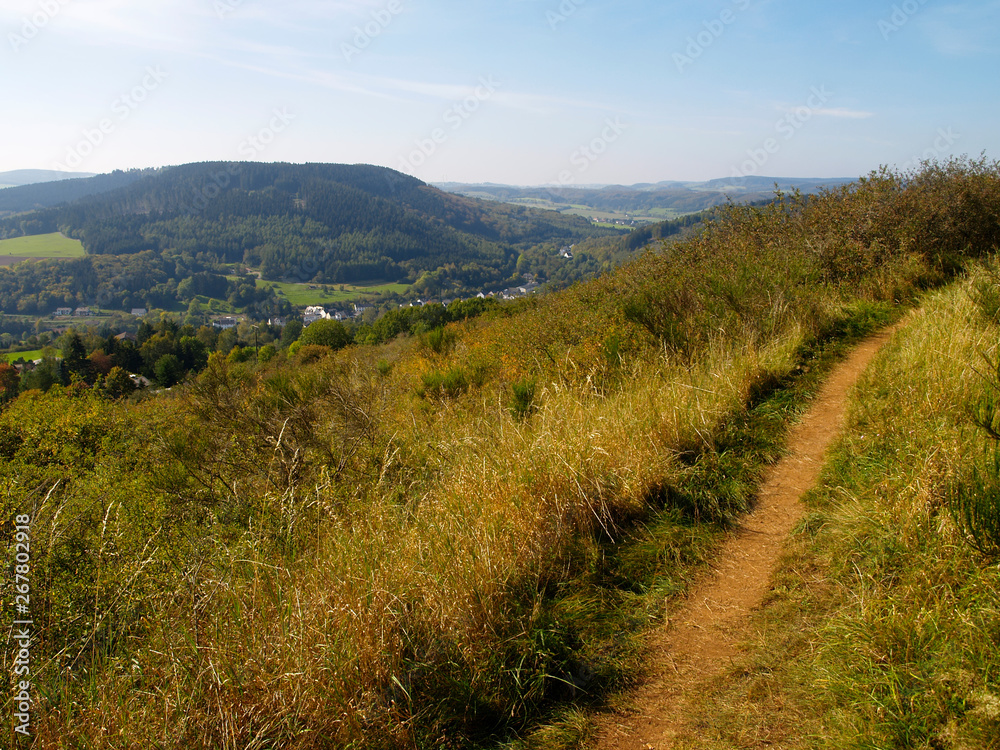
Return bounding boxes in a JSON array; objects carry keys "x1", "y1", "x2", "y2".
[
  {"x1": 0, "y1": 169, "x2": 153, "y2": 217},
  {"x1": 0, "y1": 162, "x2": 622, "y2": 287}
]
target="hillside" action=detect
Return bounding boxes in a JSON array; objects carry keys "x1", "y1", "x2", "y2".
[
  {"x1": 0, "y1": 169, "x2": 152, "y2": 218},
  {"x1": 3, "y1": 158, "x2": 999, "y2": 748},
  {"x1": 0, "y1": 168, "x2": 96, "y2": 190},
  {"x1": 0, "y1": 162, "x2": 625, "y2": 316}
]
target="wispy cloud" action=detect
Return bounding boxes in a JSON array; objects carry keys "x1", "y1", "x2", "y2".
[
  {"x1": 814, "y1": 108, "x2": 875, "y2": 119},
  {"x1": 919, "y1": 1, "x2": 1000, "y2": 55}
]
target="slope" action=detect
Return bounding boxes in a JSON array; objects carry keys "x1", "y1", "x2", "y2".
[
  {"x1": 591, "y1": 324, "x2": 901, "y2": 749},
  {"x1": 0, "y1": 162, "x2": 623, "y2": 294},
  {"x1": 0, "y1": 169, "x2": 151, "y2": 217}
]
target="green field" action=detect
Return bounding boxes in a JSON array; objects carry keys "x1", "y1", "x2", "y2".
[
  {"x1": 0, "y1": 232, "x2": 86, "y2": 261},
  {"x1": 505, "y1": 197, "x2": 678, "y2": 225},
  {"x1": 2, "y1": 349, "x2": 45, "y2": 363},
  {"x1": 257, "y1": 279, "x2": 410, "y2": 306}
]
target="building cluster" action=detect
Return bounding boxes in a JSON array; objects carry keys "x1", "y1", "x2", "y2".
[{"x1": 52, "y1": 307, "x2": 147, "y2": 318}]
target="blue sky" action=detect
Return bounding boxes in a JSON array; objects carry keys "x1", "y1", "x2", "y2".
[{"x1": 1, "y1": 0, "x2": 997, "y2": 185}]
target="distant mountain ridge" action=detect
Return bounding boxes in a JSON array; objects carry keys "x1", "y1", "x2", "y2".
[
  {"x1": 0, "y1": 169, "x2": 155, "y2": 217},
  {"x1": 436, "y1": 176, "x2": 855, "y2": 217},
  {"x1": 0, "y1": 169, "x2": 96, "y2": 188}
]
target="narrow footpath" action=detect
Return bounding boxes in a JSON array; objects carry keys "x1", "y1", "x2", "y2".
[{"x1": 591, "y1": 326, "x2": 900, "y2": 749}]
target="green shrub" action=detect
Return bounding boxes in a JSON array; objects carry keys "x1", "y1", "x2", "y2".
[
  {"x1": 510, "y1": 378, "x2": 536, "y2": 420},
  {"x1": 948, "y1": 444, "x2": 1000, "y2": 558}
]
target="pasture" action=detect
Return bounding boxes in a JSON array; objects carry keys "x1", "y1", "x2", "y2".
[
  {"x1": 258, "y1": 279, "x2": 410, "y2": 306},
  {"x1": 2, "y1": 349, "x2": 45, "y2": 363},
  {"x1": 0, "y1": 232, "x2": 86, "y2": 263}
]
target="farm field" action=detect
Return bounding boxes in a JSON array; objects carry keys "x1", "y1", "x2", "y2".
[
  {"x1": 1, "y1": 348, "x2": 44, "y2": 363},
  {"x1": 256, "y1": 278, "x2": 411, "y2": 306},
  {"x1": 0, "y1": 232, "x2": 86, "y2": 264},
  {"x1": 502, "y1": 197, "x2": 673, "y2": 224}
]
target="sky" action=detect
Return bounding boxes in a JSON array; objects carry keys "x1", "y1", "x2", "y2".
[{"x1": 1, "y1": 0, "x2": 997, "y2": 185}]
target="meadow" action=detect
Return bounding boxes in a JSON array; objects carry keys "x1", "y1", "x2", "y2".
[
  {"x1": 2, "y1": 158, "x2": 999, "y2": 748},
  {"x1": 0, "y1": 232, "x2": 85, "y2": 262},
  {"x1": 257, "y1": 278, "x2": 411, "y2": 306},
  {"x1": 1, "y1": 348, "x2": 44, "y2": 363}
]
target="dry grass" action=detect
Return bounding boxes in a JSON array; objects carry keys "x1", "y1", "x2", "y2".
[
  {"x1": 690, "y1": 272, "x2": 1000, "y2": 749},
  {"x1": 4, "y1": 159, "x2": 1000, "y2": 748}
]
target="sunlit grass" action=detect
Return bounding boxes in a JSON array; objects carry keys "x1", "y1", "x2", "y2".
[
  {"x1": 5, "y1": 159, "x2": 1000, "y2": 748},
  {"x1": 0, "y1": 232, "x2": 85, "y2": 259},
  {"x1": 258, "y1": 278, "x2": 410, "y2": 306},
  {"x1": 693, "y1": 273, "x2": 1000, "y2": 749}
]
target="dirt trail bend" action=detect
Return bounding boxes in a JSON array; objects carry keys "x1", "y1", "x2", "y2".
[{"x1": 592, "y1": 327, "x2": 899, "y2": 750}]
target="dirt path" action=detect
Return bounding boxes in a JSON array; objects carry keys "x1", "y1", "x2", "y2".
[{"x1": 591, "y1": 326, "x2": 900, "y2": 749}]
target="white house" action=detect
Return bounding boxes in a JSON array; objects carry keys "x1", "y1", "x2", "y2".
[
  {"x1": 303, "y1": 306, "x2": 329, "y2": 325},
  {"x1": 213, "y1": 316, "x2": 240, "y2": 330}
]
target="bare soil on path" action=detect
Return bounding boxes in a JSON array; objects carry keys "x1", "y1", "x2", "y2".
[{"x1": 590, "y1": 327, "x2": 899, "y2": 749}]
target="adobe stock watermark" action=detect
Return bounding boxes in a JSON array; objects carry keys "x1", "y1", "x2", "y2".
[
  {"x1": 555, "y1": 117, "x2": 628, "y2": 185},
  {"x1": 879, "y1": 0, "x2": 930, "y2": 41},
  {"x1": 10, "y1": 514, "x2": 33, "y2": 737},
  {"x1": 731, "y1": 86, "x2": 832, "y2": 182},
  {"x1": 674, "y1": 0, "x2": 751, "y2": 73},
  {"x1": 53, "y1": 66, "x2": 169, "y2": 171},
  {"x1": 547, "y1": 0, "x2": 586, "y2": 30},
  {"x1": 899, "y1": 127, "x2": 961, "y2": 173},
  {"x1": 238, "y1": 107, "x2": 295, "y2": 159},
  {"x1": 8, "y1": 0, "x2": 70, "y2": 53},
  {"x1": 397, "y1": 76, "x2": 500, "y2": 173},
  {"x1": 342, "y1": 0, "x2": 405, "y2": 63},
  {"x1": 180, "y1": 108, "x2": 295, "y2": 216},
  {"x1": 214, "y1": 0, "x2": 245, "y2": 20}
]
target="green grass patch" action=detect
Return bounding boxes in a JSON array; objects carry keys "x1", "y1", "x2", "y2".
[
  {"x1": 0, "y1": 232, "x2": 85, "y2": 259},
  {"x1": 257, "y1": 278, "x2": 410, "y2": 306},
  {"x1": 2, "y1": 348, "x2": 45, "y2": 363}
]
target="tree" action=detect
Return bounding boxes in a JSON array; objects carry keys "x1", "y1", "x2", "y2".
[
  {"x1": 258, "y1": 344, "x2": 277, "y2": 363},
  {"x1": 280, "y1": 320, "x2": 303, "y2": 348},
  {"x1": 20, "y1": 356, "x2": 60, "y2": 393},
  {"x1": 61, "y1": 332, "x2": 90, "y2": 384},
  {"x1": 154, "y1": 354, "x2": 184, "y2": 387},
  {"x1": 0, "y1": 363, "x2": 19, "y2": 404},
  {"x1": 298, "y1": 319, "x2": 351, "y2": 350},
  {"x1": 103, "y1": 366, "x2": 136, "y2": 399}
]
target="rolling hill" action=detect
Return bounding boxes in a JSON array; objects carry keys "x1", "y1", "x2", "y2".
[
  {"x1": 436, "y1": 176, "x2": 854, "y2": 221},
  {"x1": 0, "y1": 168, "x2": 153, "y2": 217},
  {"x1": 0, "y1": 162, "x2": 626, "y2": 315},
  {"x1": 0, "y1": 168, "x2": 96, "y2": 189}
]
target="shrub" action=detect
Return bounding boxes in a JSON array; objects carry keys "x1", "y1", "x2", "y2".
[
  {"x1": 948, "y1": 444, "x2": 1000, "y2": 558},
  {"x1": 510, "y1": 378, "x2": 536, "y2": 420},
  {"x1": 949, "y1": 352, "x2": 1000, "y2": 558},
  {"x1": 298, "y1": 319, "x2": 351, "y2": 350}
]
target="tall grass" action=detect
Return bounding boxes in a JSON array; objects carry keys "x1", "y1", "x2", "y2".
[
  {"x1": 691, "y1": 272, "x2": 1000, "y2": 749},
  {"x1": 3, "y1": 159, "x2": 1000, "y2": 748}
]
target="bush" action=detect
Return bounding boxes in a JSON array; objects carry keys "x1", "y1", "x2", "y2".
[
  {"x1": 948, "y1": 444, "x2": 1000, "y2": 558},
  {"x1": 510, "y1": 378, "x2": 536, "y2": 420},
  {"x1": 298, "y1": 319, "x2": 351, "y2": 350},
  {"x1": 949, "y1": 353, "x2": 1000, "y2": 558}
]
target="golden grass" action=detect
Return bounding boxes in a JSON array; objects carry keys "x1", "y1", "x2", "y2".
[
  {"x1": 686, "y1": 271, "x2": 1000, "y2": 749},
  {"x1": 8, "y1": 159, "x2": 1000, "y2": 747}
]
